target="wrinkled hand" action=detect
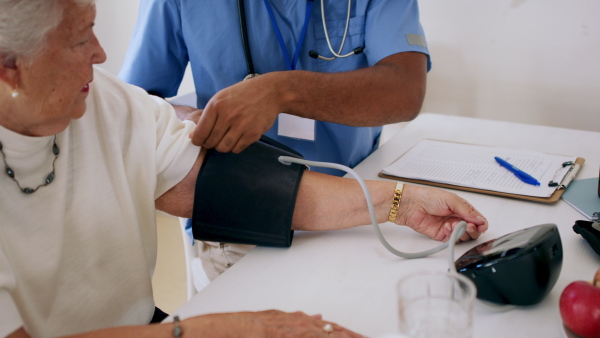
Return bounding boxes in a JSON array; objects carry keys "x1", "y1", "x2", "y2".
[
  {"x1": 186, "y1": 310, "x2": 364, "y2": 338},
  {"x1": 395, "y1": 185, "x2": 488, "y2": 242},
  {"x1": 191, "y1": 75, "x2": 282, "y2": 153}
]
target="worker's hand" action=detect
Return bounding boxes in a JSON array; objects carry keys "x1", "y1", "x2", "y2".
[
  {"x1": 395, "y1": 185, "x2": 488, "y2": 242},
  {"x1": 184, "y1": 310, "x2": 365, "y2": 338},
  {"x1": 190, "y1": 75, "x2": 282, "y2": 153}
]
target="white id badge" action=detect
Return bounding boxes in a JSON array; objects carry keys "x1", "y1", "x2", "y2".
[{"x1": 277, "y1": 113, "x2": 316, "y2": 141}]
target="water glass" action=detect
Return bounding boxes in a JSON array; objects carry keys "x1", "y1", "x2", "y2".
[{"x1": 397, "y1": 271, "x2": 476, "y2": 338}]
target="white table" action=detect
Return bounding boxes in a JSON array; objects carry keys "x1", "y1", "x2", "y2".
[{"x1": 173, "y1": 113, "x2": 600, "y2": 337}]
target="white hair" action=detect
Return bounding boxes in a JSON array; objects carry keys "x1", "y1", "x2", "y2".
[{"x1": 0, "y1": 0, "x2": 95, "y2": 62}]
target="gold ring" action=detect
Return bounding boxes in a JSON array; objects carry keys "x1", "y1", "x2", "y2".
[{"x1": 323, "y1": 323, "x2": 333, "y2": 337}]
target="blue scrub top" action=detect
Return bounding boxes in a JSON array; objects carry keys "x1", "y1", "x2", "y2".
[{"x1": 120, "y1": 0, "x2": 430, "y2": 176}]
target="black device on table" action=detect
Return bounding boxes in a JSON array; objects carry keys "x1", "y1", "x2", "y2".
[
  {"x1": 455, "y1": 223, "x2": 563, "y2": 306},
  {"x1": 576, "y1": 166, "x2": 600, "y2": 257},
  {"x1": 573, "y1": 220, "x2": 600, "y2": 257}
]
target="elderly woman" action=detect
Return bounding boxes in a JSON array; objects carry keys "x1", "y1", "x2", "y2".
[{"x1": 0, "y1": 0, "x2": 488, "y2": 337}]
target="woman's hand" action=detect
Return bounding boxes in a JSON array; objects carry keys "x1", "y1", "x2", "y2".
[
  {"x1": 184, "y1": 310, "x2": 364, "y2": 338},
  {"x1": 395, "y1": 185, "x2": 488, "y2": 242}
]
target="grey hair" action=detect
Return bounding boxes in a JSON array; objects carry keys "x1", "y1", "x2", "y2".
[{"x1": 0, "y1": 0, "x2": 95, "y2": 62}]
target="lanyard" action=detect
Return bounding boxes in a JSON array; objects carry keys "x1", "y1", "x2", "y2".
[{"x1": 263, "y1": 0, "x2": 313, "y2": 71}]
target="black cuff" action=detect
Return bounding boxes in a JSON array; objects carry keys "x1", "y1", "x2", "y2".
[{"x1": 191, "y1": 136, "x2": 306, "y2": 247}]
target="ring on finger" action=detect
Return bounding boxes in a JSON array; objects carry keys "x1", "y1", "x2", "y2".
[{"x1": 323, "y1": 323, "x2": 334, "y2": 337}]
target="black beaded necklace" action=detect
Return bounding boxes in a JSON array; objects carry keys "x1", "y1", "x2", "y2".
[{"x1": 0, "y1": 135, "x2": 59, "y2": 194}]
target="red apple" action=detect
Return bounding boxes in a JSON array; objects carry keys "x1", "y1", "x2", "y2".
[{"x1": 560, "y1": 269, "x2": 600, "y2": 338}]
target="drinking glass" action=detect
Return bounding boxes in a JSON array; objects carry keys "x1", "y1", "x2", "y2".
[{"x1": 397, "y1": 271, "x2": 476, "y2": 338}]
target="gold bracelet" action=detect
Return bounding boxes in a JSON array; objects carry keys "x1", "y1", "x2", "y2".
[{"x1": 388, "y1": 182, "x2": 404, "y2": 223}]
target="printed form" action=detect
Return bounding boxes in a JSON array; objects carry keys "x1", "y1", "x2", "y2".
[{"x1": 382, "y1": 140, "x2": 577, "y2": 197}]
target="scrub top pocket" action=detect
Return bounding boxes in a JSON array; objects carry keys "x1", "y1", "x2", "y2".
[{"x1": 312, "y1": 15, "x2": 368, "y2": 73}]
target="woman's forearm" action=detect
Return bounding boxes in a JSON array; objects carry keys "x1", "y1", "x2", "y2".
[{"x1": 291, "y1": 171, "x2": 395, "y2": 231}]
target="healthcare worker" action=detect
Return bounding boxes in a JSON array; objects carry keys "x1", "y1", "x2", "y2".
[{"x1": 120, "y1": 0, "x2": 431, "y2": 280}]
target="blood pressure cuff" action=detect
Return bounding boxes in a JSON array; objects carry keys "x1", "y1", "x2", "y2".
[{"x1": 191, "y1": 136, "x2": 306, "y2": 247}]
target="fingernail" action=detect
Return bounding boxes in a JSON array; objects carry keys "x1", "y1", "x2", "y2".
[
  {"x1": 477, "y1": 216, "x2": 486, "y2": 222},
  {"x1": 445, "y1": 223, "x2": 452, "y2": 231}
]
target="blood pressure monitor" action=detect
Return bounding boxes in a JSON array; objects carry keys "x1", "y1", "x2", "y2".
[{"x1": 455, "y1": 223, "x2": 563, "y2": 305}]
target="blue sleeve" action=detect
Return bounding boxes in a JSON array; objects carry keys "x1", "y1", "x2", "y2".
[
  {"x1": 119, "y1": 0, "x2": 189, "y2": 97},
  {"x1": 364, "y1": 0, "x2": 431, "y2": 70}
]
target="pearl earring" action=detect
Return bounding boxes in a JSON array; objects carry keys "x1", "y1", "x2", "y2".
[{"x1": 11, "y1": 89, "x2": 19, "y2": 99}]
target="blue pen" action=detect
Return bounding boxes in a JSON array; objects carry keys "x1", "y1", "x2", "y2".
[{"x1": 494, "y1": 157, "x2": 541, "y2": 186}]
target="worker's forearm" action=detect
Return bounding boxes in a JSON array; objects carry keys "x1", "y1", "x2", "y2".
[{"x1": 271, "y1": 52, "x2": 428, "y2": 126}]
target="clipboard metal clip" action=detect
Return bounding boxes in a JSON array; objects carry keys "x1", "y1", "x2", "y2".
[{"x1": 548, "y1": 161, "x2": 579, "y2": 189}]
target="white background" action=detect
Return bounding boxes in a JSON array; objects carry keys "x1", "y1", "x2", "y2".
[{"x1": 94, "y1": 0, "x2": 600, "y2": 132}]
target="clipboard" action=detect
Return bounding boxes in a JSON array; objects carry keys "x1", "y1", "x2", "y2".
[{"x1": 378, "y1": 140, "x2": 584, "y2": 204}]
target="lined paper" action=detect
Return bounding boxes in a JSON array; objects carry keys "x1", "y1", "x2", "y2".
[{"x1": 381, "y1": 140, "x2": 576, "y2": 197}]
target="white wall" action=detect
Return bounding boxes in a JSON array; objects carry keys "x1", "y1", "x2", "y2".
[
  {"x1": 419, "y1": 0, "x2": 600, "y2": 132},
  {"x1": 94, "y1": 0, "x2": 139, "y2": 77},
  {"x1": 93, "y1": 0, "x2": 599, "y2": 132},
  {"x1": 94, "y1": 0, "x2": 195, "y2": 97}
]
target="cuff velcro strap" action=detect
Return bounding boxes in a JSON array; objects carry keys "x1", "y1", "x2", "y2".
[{"x1": 191, "y1": 136, "x2": 306, "y2": 247}]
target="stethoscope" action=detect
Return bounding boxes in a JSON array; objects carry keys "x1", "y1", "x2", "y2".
[{"x1": 238, "y1": 0, "x2": 364, "y2": 80}]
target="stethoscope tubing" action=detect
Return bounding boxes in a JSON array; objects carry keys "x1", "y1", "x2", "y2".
[
  {"x1": 320, "y1": 0, "x2": 353, "y2": 59},
  {"x1": 237, "y1": 0, "x2": 255, "y2": 76}
]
